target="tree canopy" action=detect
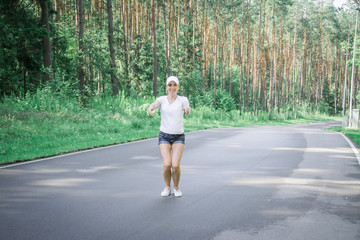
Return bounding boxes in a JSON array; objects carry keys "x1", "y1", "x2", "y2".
[{"x1": 0, "y1": 0, "x2": 359, "y2": 116}]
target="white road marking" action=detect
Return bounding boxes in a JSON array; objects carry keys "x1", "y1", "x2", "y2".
[{"x1": 338, "y1": 132, "x2": 360, "y2": 165}]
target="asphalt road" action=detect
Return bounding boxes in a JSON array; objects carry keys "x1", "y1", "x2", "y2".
[{"x1": 1, "y1": 121, "x2": 359, "y2": 240}]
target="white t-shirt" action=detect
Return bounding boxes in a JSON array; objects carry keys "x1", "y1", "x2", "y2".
[{"x1": 156, "y1": 96, "x2": 189, "y2": 134}]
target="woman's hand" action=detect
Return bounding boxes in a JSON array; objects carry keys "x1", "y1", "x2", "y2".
[
  {"x1": 147, "y1": 106, "x2": 154, "y2": 117},
  {"x1": 147, "y1": 101, "x2": 160, "y2": 117},
  {"x1": 182, "y1": 102, "x2": 191, "y2": 116}
]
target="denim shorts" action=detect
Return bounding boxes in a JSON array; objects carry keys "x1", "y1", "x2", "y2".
[{"x1": 158, "y1": 131, "x2": 185, "y2": 145}]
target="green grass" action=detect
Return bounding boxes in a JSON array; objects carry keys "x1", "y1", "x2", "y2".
[{"x1": 0, "y1": 91, "x2": 340, "y2": 165}]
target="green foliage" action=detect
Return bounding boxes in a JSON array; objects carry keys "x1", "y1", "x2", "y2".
[
  {"x1": 129, "y1": 37, "x2": 154, "y2": 97},
  {"x1": 216, "y1": 89, "x2": 236, "y2": 111},
  {"x1": 0, "y1": 0, "x2": 43, "y2": 96},
  {"x1": 0, "y1": 0, "x2": 355, "y2": 125},
  {"x1": 52, "y1": 22, "x2": 78, "y2": 88},
  {"x1": 193, "y1": 89, "x2": 236, "y2": 112},
  {"x1": 320, "y1": 79, "x2": 337, "y2": 115}
]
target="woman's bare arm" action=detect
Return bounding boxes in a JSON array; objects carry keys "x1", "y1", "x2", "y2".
[{"x1": 147, "y1": 100, "x2": 160, "y2": 116}]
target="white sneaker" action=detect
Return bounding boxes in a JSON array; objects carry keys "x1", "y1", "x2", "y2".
[
  {"x1": 173, "y1": 188, "x2": 182, "y2": 197},
  {"x1": 161, "y1": 186, "x2": 171, "y2": 197}
]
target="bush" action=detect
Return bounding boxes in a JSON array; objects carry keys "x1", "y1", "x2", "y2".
[{"x1": 192, "y1": 89, "x2": 236, "y2": 112}]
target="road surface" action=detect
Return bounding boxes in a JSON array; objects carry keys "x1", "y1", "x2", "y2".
[{"x1": 1, "y1": 121, "x2": 359, "y2": 240}]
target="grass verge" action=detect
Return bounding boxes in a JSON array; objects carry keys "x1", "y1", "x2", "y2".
[{"x1": 0, "y1": 92, "x2": 340, "y2": 165}]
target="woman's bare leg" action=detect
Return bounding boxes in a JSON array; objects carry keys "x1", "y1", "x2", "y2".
[
  {"x1": 159, "y1": 144, "x2": 172, "y2": 187},
  {"x1": 171, "y1": 143, "x2": 184, "y2": 189}
]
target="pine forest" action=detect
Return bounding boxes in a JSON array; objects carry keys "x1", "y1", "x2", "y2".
[{"x1": 1, "y1": 0, "x2": 360, "y2": 118}]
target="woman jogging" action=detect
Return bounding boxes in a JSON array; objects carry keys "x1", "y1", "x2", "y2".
[{"x1": 147, "y1": 76, "x2": 191, "y2": 197}]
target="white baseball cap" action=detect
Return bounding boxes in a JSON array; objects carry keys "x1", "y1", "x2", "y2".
[{"x1": 166, "y1": 76, "x2": 179, "y2": 85}]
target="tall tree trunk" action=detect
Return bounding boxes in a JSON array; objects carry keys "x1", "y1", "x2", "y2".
[
  {"x1": 239, "y1": 0, "x2": 246, "y2": 113},
  {"x1": 176, "y1": 0, "x2": 181, "y2": 49},
  {"x1": 316, "y1": 7, "x2": 323, "y2": 105},
  {"x1": 245, "y1": 0, "x2": 251, "y2": 112},
  {"x1": 292, "y1": 5, "x2": 298, "y2": 111},
  {"x1": 107, "y1": 0, "x2": 119, "y2": 96},
  {"x1": 254, "y1": 0, "x2": 262, "y2": 115},
  {"x1": 39, "y1": 0, "x2": 52, "y2": 82},
  {"x1": 128, "y1": 0, "x2": 132, "y2": 66},
  {"x1": 168, "y1": 0, "x2": 172, "y2": 71},
  {"x1": 229, "y1": 22, "x2": 234, "y2": 96},
  {"x1": 342, "y1": 25, "x2": 351, "y2": 116},
  {"x1": 145, "y1": 1, "x2": 149, "y2": 41},
  {"x1": 78, "y1": 0, "x2": 86, "y2": 105},
  {"x1": 262, "y1": 0, "x2": 267, "y2": 111},
  {"x1": 312, "y1": 46, "x2": 318, "y2": 103},
  {"x1": 120, "y1": 0, "x2": 129, "y2": 81},
  {"x1": 307, "y1": 47, "x2": 313, "y2": 102},
  {"x1": 349, "y1": 11, "x2": 359, "y2": 126},
  {"x1": 252, "y1": 40, "x2": 257, "y2": 114},
  {"x1": 55, "y1": 0, "x2": 64, "y2": 20},
  {"x1": 301, "y1": 3, "x2": 308, "y2": 102},
  {"x1": 277, "y1": 18, "x2": 283, "y2": 114},
  {"x1": 213, "y1": 0, "x2": 218, "y2": 109},
  {"x1": 201, "y1": 0, "x2": 206, "y2": 89},
  {"x1": 283, "y1": 39, "x2": 288, "y2": 109},
  {"x1": 192, "y1": 0, "x2": 196, "y2": 64},
  {"x1": 269, "y1": 4, "x2": 276, "y2": 120},
  {"x1": 162, "y1": 0, "x2": 171, "y2": 77},
  {"x1": 286, "y1": 38, "x2": 291, "y2": 105},
  {"x1": 301, "y1": 26, "x2": 307, "y2": 101},
  {"x1": 184, "y1": 0, "x2": 187, "y2": 24},
  {"x1": 151, "y1": 0, "x2": 158, "y2": 97}
]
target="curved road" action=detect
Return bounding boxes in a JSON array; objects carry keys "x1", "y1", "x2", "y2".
[{"x1": 1, "y1": 121, "x2": 359, "y2": 240}]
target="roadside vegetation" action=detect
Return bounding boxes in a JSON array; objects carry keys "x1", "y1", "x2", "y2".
[{"x1": 0, "y1": 89, "x2": 339, "y2": 165}]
